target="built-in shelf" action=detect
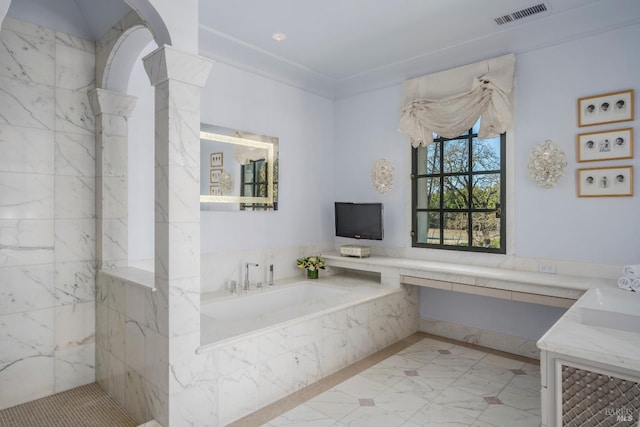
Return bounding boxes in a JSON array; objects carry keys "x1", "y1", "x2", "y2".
[{"x1": 323, "y1": 253, "x2": 615, "y2": 304}]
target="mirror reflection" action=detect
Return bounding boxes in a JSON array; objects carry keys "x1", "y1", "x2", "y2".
[{"x1": 200, "y1": 124, "x2": 279, "y2": 211}]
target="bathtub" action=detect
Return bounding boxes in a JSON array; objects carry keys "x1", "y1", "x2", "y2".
[
  {"x1": 197, "y1": 274, "x2": 419, "y2": 425},
  {"x1": 199, "y1": 276, "x2": 399, "y2": 349}
]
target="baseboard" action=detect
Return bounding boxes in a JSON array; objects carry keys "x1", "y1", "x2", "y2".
[{"x1": 419, "y1": 317, "x2": 540, "y2": 360}]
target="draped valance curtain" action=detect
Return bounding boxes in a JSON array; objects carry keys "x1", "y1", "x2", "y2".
[{"x1": 399, "y1": 54, "x2": 516, "y2": 148}]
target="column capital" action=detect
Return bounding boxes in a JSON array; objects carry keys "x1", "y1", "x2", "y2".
[
  {"x1": 88, "y1": 88, "x2": 138, "y2": 117},
  {"x1": 142, "y1": 45, "x2": 213, "y2": 87}
]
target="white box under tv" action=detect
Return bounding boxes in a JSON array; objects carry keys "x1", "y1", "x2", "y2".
[{"x1": 340, "y1": 245, "x2": 371, "y2": 258}]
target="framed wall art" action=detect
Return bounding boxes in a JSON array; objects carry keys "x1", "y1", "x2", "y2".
[
  {"x1": 209, "y1": 185, "x2": 222, "y2": 196},
  {"x1": 210, "y1": 152, "x2": 223, "y2": 167},
  {"x1": 578, "y1": 89, "x2": 634, "y2": 127},
  {"x1": 577, "y1": 128, "x2": 633, "y2": 162},
  {"x1": 210, "y1": 168, "x2": 222, "y2": 183},
  {"x1": 577, "y1": 165, "x2": 633, "y2": 197}
]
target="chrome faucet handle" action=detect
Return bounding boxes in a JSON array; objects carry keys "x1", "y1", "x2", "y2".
[
  {"x1": 230, "y1": 280, "x2": 237, "y2": 294},
  {"x1": 256, "y1": 281, "x2": 263, "y2": 289}
]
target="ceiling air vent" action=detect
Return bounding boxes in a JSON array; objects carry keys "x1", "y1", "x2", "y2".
[{"x1": 494, "y1": 3, "x2": 548, "y2": 25}]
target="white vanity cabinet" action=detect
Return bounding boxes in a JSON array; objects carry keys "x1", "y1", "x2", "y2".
[{"x1": 538, "y1": 288, "x2": 640, "y2": 427}]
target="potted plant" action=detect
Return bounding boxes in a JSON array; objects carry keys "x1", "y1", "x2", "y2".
[{"x1": 296, "y1": 255, "x2": 326, "y2": 279}]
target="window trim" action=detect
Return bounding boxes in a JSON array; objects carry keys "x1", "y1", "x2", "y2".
[{"x1": 411, "y1": 127, "x2": 507, "y2": 254}]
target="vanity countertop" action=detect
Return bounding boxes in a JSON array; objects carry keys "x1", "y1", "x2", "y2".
[
  {"x1": 537, "y1": 289, "x2": 640, "y2": 373},
  {"x1": 322, "y1": 253, "x2": 614, "y2": 299}
]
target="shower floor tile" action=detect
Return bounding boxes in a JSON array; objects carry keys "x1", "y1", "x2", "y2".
[{"x1": 250, "y1": 333, "x2": 540, "y2": 427}]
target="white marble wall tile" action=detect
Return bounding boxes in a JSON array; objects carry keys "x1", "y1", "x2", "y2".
[
  {"x1": 54, "y1": 131, "x2": 94, "y2": 176},
  {"x1": 54, "y1": 342, "x2": 95, "y2": 392},
  {"x1": 0, "y1": 308, "x2": 54, "y2": 363},
  {"x1": 168, "y1": 333, "x2": 217, "y2": 393},
  {"x1": 170, "y1": 382, "x2": 218, "y2": 427},
  {"x1": 319, "y1": 330, "x2": 348, "y2": 376},
  {"x1": 54, "y1": 88, "x2": 94, "y2": 135},
  {"x1": 144, "y1": 379, "x2": 169, "y2": 427},
  {"x1": 320, "y1": 311, "x2": 347, "y2": 337},
  {"x1": 218, "y1": 365, "x2": 261, "y2": 426},
  {"x1": 96, "y1": 176, "x2": 127, "y2": 219},
  {"x1": 54, "y1": 301, "x2": 95, "y2": 351},
  {"x1": 145, "y1": 284, "x2": 168, "y2": 335},
  {"x1": 0, "y1": 354, "x2": 54, "y2": 410},
  {"x1": 106, "y1": 276, "x2": 125, "y2": 312},
  {"x1": 55, "y1": 31, "x2": 95, "y2": 53},
  {"x1": 55, "y1": 44, "x2": 95, "y2": 92},
  {"x1": 155, "y1": 165, "x2": 200, "y2": 223},
  {"x1": 288, "y1": 317, "x2": 322, "y2": 350},
  {"x1": 145, "y1": 327, "x2": 168, "y2": 393},
  {"x1": 1, "y1": 17, "x2": 55, "y2": 41},
  {"x1": 125, "y1": 318, "x2": 146, "y2": 375},
  {"x1": 217, "y1": 337, "x2": 261, "y2": 376},
  {"x1": 292, "y1": 342, "x2": 323, "y2": 390},
  {"x1": 54, "y1": 260, "x2": 95, "y2": 306},
  {"x1": 258, "y1": 328, "x2": 291, "y2": 360},
  {"x1": 0, "y1": 263, "x2": 54, "y2": 314},
  {"x1": 168, "y1": 284, "x2": 199, "y2": 337},
  {"x1": 153, "y1": 107, "x2": 200, "y2": 169},
  {"x1": 126, "y1": 282, "x2": 147, "y2": 325},
  {"x1": 0, "y1": 172, "x2": 54, "y2": 219},
  {"x1": 0, "y1": 219, "x2": 54, "y2": 267},
  {"x1": 97, "y1": 218, "x2": 127, "y2": 267},
  {"x1": 95, "y1": 302, "x2": 108, "y2": 349},
  {"x1": 107, "y1": 307, "x2": 125, "y2": 361},
  {"x1": 0, "y1": 75, "x2": 54, "y2": 129},
  {"x1": 368, "y1": 316, "x2": 390, "y2": 352},
  {"x1": 108, "y1": 353, "x2": 126, "y2": 407},
  {"x1": 95, "y1": 342, "x2": 109, "y2": 391},
  {"x1": 0, "y1": 29, "x2": 54, "y2": 85},
  {"x1": 0, "y1": 125, "x2": 54, "y2": 174},
  {"x1": 154, "y1": 222, "x2": 199, "y2": 280},
  {"x1": 125, "y1": 367, "x2": 150, "y2": 423},
  {"x1": 347, "y1": 325, "x2": 373, "y2": 365},
  {"x1": 54, "y1": 175, "x2": 95, "y2": 219},
  {"x1": 54, "y1": 218, "x2": 95, "y2": 263},
  {"x1": 97, "y1": 136, "x2": 127, "y2": 178},
  {"x1": 260, "y1": 351, "x2": 297, "y2": 398}
]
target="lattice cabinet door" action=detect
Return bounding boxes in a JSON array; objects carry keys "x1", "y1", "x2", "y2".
[{"x1": 557, "y1": 359, "x2": 640, "y2": 427}]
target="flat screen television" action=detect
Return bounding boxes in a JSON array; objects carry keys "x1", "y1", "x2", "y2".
[{"x1": 334, "y1": 202, "x2": 383, "y2": 240}]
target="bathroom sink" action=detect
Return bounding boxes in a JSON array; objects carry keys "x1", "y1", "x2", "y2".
[{"x1": 576, "y1": 287, "x2": 640, "y2": 333}]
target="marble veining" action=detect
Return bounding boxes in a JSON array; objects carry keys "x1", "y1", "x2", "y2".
[{"x1": 537, "y1": 290, "x2": 640, "y2": 372}]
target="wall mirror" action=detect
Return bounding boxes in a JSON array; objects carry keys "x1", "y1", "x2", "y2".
[{"x1": 200, "y1": 124, "x2": 279, "y2": 211}]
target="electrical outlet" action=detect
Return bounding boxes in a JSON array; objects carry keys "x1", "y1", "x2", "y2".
[{"x1": 539, "y1": 263, "x2": 556, "y2": 274}]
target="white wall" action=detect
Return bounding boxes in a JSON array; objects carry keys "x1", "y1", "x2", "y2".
[
  {"x1": 199, "y1": 61, "x2": 335, "y2": 254},
  {"x1": 514, "y1": 24, "x2": 640, "y2": 265},
  {"x1": 333, "y1": 23, "x2": 640, "y2": 341}
]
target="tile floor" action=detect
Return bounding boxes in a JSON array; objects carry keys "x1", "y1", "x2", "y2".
[{"x1": 261, "y1": 336, "x2": 541, "y2": 427}]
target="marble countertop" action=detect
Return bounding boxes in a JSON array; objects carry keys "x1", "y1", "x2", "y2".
[
  {"x1": 322, "y1": 253, "x2": 615, "y2": 299},
  {"x1": 537, "y1": 288, "x2": 640, "y2": 373},
  {"x1": 98, "y1": 266, "x2": 155, "y2": 290}
]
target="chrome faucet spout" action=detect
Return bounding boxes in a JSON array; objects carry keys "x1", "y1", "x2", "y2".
[
  {"x1": 244, "y1": 262, "x2": 259, "y2": 291},
  {"x1": 269, "y1": 264, "x2": 274, "y2": 286}
]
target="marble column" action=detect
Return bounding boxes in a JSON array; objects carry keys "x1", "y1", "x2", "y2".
[
  {"x1": 143, "y1": 45, "x2": 213, "y2": 426},
  {"x1": 89, "y1": 89, "x2": 138, "y2": 270}
]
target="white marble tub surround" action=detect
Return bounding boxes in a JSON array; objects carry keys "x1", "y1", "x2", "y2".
[
  {"x1": 198, "y1": 274, "x2": 419, "y2": 426},
  {"x1": 323, "y1": 253, "x2": 614, "y2": 299},
  {"x1": 200, "y1": 275, "x2": 400, "y2": 349}
]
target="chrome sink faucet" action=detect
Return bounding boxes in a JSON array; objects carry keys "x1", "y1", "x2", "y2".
[{"x1": 244, "y1": 262, "x2": 259, "y2": 291}]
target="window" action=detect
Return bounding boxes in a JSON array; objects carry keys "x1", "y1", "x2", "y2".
[
  {"x1": 240, "y1": 159, "x2": 278, "y2": 211},
  {"x1": 411, "y1": 119, "x2": 505, "y2": 253}
]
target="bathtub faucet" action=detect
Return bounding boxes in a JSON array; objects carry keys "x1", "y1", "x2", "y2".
[{"x1": 244, "y1": 262, "x2": 259, "y2": 291}]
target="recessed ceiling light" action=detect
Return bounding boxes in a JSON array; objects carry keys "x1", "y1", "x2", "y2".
[{"x1": 272, "y1": 32, "x2": 287, "y2": 41}]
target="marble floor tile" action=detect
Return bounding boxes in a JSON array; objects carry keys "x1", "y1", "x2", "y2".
[{"x1": 261, "y1": 336, "x2": 541, "y2": 427}]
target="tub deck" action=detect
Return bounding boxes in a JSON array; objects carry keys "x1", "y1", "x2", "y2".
[{"x1": 199, "y1": 274, "x2": 399, "y2": 350}]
